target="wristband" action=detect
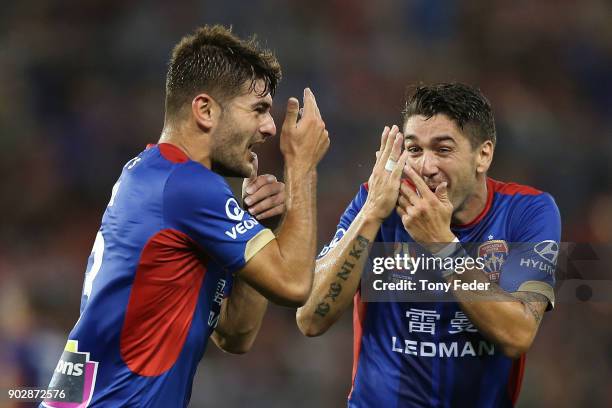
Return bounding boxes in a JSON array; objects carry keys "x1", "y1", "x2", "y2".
[
  {"x1": 431, "y1": 237, "x2": 467, "y2": 278},
  {"x1": 432, "y1": 237, "x2": 461, "y2": 259}
]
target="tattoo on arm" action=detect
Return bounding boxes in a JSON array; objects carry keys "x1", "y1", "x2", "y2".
[
  {"x1": 524, "y1": 302, "x2": 542, "y2": 324},
  {"x1": 314, "y1": 235, "x2": 370, "y2": 317},
  {"x1": 514, "y1": 292, "x2": 548, "y2": 325}
]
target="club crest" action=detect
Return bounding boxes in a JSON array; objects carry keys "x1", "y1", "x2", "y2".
[{"x1": 477, "y1": 240, "x2": 508, "y2": 283}]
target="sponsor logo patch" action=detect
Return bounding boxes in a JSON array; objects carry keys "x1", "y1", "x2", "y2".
[
  {"x1": 223, "y1": 197, "x2": 259, "y2": 239},
  {"x1": 43, "y1": 340, "x2": 98, "y2": 407},
  {"x1": 534, "y1": 240, "x2": 559, "y2": 264}
]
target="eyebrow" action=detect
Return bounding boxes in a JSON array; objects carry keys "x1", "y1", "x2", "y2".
[
  {"x1": 405, "y1": 134, "x2": 457, "y2": 144},
  {"x1": 252, "y1": 100, "x2": 272, "y2": 110}
]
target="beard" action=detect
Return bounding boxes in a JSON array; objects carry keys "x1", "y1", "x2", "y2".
[{"x1": 210, "y1": 118, "x2": 254, "y2": 178}]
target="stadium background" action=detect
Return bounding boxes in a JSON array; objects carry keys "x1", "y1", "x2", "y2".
[{"x1": 1, "y1": 1, "x2": 611, "y2": 407}]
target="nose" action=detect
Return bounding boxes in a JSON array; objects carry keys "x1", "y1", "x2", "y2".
[
  {"x1": 260, "y1": 113, "x2": 276, "y2": 139},
  {"x1": 419, "y1": 151, "x2": 439, "y2": 178}
]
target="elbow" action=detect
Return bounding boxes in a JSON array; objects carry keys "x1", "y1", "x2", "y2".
[
  {"x1": 212, "y1": 331, "x2": 256, "y2": 355},
  {"x1": 215, "y1": 336, "x2": 255, "y2": 355},
  {"x1": 500, "y1": 345, "x2": 529, "y2": 360},
  {"x1": 273, "y1": 273, "x2": 313, "y2": 308},
  {"x1": 219, "y1": 343, "x2": 252, "y2": 355},
  {"x1": 288, "y1": 282, "x2": 312, "y2": 307},
  {"x1": 499, "y1": 329, "x2": 535, "y2": 359},
  {"x1": 298, "y1": 323, "x2": 327, "y2": 338},
  {"x1": 296, "y1": 309, "x2": 329, "y2": 337}
]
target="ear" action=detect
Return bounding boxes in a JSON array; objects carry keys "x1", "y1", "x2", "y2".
[
  {"x1": 191, "y1": 93, "x2": 221, "y2": 131},
  {"x1": 476, "y1": 140, "x2": 494, "y2": 174}
]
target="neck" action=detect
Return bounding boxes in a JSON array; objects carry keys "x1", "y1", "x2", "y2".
[
  {"x1": 451, "y1": 176, "x2": 488, "y2": 226},
  {"x1": 159, "y1": 119, "x2": 212, "y2": 168}
]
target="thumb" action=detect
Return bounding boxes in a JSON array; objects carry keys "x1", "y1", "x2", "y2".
[
  {"x1": 435, "y1": 182, "x2": 450, "y2": 202},
  {"x1": 242, "y1": 153, "x2": 258, "y2": 194},
  {"x1": 248, "y1": 153, "x2": 258, "y2": 180},
  {"x1": 282, "y1": 97, "x2": 300, "y2": 132}
]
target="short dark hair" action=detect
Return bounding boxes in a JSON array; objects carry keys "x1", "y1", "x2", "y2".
[
  {"x1": 165, "y1": 25, "x2": 282, "y2": 116},
  {"x1": 401, "y1": 83, "x2": 496, "y2": 148}
]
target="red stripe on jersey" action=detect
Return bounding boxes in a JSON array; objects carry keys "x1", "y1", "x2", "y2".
[
  {"x1": 489, "y1": 178, "x2": 542, "y2": 196},
  {"x1": 120, "y1": 229, "x2": 206, "y2": 376},
  {"x1": 507, "y1": 354, "x2": 526, "y2": 406},
  {"x1": 348, "y1": 290, "x2": 367, "y2": 399},
  {"x1": 158, "y1": 143, "x2": 189, "y2": 163}
]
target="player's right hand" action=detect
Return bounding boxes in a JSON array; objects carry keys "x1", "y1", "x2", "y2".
[
  {"x1": 279, "y1": 88, "x2": 330, "y2": 171},
  {"x1": 362, "y1": 125, "x2": 409, "y2": 223}
]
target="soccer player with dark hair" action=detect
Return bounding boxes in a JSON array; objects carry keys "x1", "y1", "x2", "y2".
[
  {"x1": 297, "y1": 83, "x2": 559, "y2": 407},
  {"x1": 42, "y1": 25, "x2": 329, "y2": 407}
]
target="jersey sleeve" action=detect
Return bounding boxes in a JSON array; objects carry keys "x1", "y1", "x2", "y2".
[
  {"x1": 498, "y1": 193, "x2": 561, "y2": 308},
  {"x1": 317, "y1": 183, "x2": 369, "y2": 259},
  {"x1": 163, "y1": 162, "x2": 275, "y2": 273}
]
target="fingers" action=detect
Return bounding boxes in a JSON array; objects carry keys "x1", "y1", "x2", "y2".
[
  {"x1": 397, "y1": 194, "x2": 411, "y2": 209},
  {"x1": 376, "y1": 126, "x2": 390, "y2": 163},
  {"x1": 396, "y1": 205, "x2": 407, "y2": 219},
  {"x1": 244, "y1": 176, "x2": 281, "y2": 203},
  {"x1": 281, "y1": 97, "x2": 300, "y2": 133},
  {"x1": 390, "y1": 149, "x2": 408, "y2": 180},
  {"x1": 399, "y1": 181, "x2": 420, "y2": 206},
  {"x1": 435, "y1": 182, "x2": 449, "y2": 202},
  {"x1": 310, "y1": 89, "x2": 322, "y2": 120},
  {"x1": 302, "y1": 88, "x2": 321, "y2": 120},
  {"x1": 247, "y1": 191, "x2": 285, "y2": 216},
  {"x1": 389, "y1": 131, "x2": 403, "y2": 163},
  {"x1": 245, "y1": 174, "x2": 277, "y2": 195},
  {"x1": 403, "y1": 164, "x2": 435, "y2": 199},
  {"x1": 396, "y1": 205, "x2": 410, "y2": 227},
  {"x1": 378, "y1": 125, "x2": 400, "y2": 170},
  {"x1": 253, "y1": 204, "x2": 284, "y2": 220}
]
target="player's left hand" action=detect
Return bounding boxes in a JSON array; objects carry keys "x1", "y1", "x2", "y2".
[
  {"x1": 396, "y1": 165, "x2": 455, "y2": 248},
  {"x1": 242, "y1": 153, "x2": 285, "y2": 225}
]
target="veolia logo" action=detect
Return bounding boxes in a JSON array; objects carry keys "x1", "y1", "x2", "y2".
[{"x1": 225, "y1": 198, "x2": 245, "y2": 221}]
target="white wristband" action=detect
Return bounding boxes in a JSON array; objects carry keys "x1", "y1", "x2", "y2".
[{"x1": 432, "y1": 237, "x2": 461, "y2": 259}]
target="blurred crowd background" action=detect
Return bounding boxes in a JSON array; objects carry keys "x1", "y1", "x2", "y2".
[{"x1": 1, "y1": 1, "x2": 611, "y2": 407}]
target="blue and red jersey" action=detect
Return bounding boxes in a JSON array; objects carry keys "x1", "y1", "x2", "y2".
[
  {"x1": 43, "y1": 143, "x2": 274, "y2": 407},
  {"x1": 320, "y1": 178, "x2": 560, "y2": 408}
]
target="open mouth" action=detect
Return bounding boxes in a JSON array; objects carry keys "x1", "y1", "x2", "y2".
[
  {"x1": 248, "y1": 140, "x2": 264, "y2": 152},
  {"x1": 426, "y1": 182, "x2": 447, "y2": 193},
  {"x1": 247, "y1": 140, "x2": 264, "y2": 162}
]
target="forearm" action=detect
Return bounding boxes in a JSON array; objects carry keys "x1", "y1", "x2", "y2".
[
  {"x1": 274, "y1": 168, "x2": 317, "y2": 289},
  {"x1": 212, "y1": 277, "x2": 268, "y2": 354},
  {"x1": 297, "y1": 210, "x2": 380, "y2": 336},
  {"x1": 447, "y1": 267, "x2": 540, "y2": 358}
]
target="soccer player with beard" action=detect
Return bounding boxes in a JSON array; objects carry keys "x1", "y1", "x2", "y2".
[
  {"x1": 297, "y1": 83, "x2": 560, "y2": 407},
  {"x1": 42, "y1": 25, "x2": 329, "y2": 407}
]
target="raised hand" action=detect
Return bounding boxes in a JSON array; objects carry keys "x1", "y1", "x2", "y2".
[
  {"x1": 279, "y1": 88, "x2": 330, "y2": 172},
  {"x1": 396, "y1": 165, "x2": 455, "y2": 246},
  {"x1": 362, "y1": 125, "x2": 409, "y2": 223}
]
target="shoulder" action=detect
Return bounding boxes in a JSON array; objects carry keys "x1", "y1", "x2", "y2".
[
  {"x1": 489, "y1": 178, "x2": 558, "y2": 211},
  {"x1": 166, "y1": 161, "x2": 230, "y2": 198},
  {"x1": 489, "y1": 179, "x2": 560, "y2": 239},
  {"x1": 162, "y1": 160, "x2": 235, "y2": 223}
]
